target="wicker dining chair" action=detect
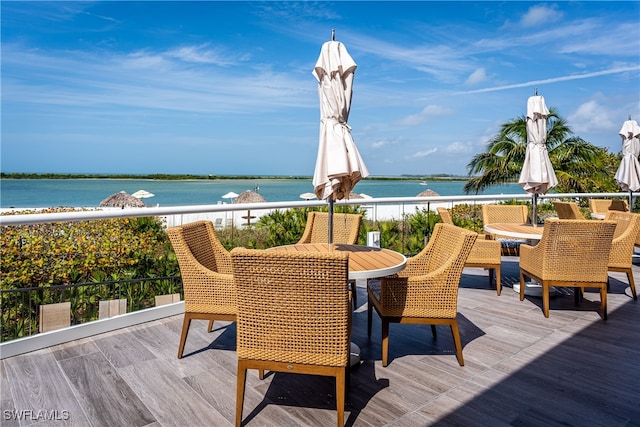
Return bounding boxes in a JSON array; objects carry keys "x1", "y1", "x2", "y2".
[
  {"x1": 481, "y1": 204, "x2": 530, "y2": 255},
  {"x1": 589, "y1": 198, "x2": 628, "y2": 215},
  {"x1": 231, "y1": 248, "x2": 350, "y2": 427},
  {"x1": 552, "y1": 201, "x2": 585, "y2": 219},
  {"x1": 298, "y1": 211, "x2": 362, "y2": 244},
  {"x1": 437, "y1": 207, "x2": 502, "y2": 294},
  {"x1": 167, "y1": 220, "x2": 236, "y2": 359},
  {"x1": 367, "y1": 223, "x2": 477, "y2": 367},
  {"x1": 298, "y1": 211, "x2": 362, "y2": 307},
  {"x1": 519, "y1": 219, "x2": 617, "y2": 319},
  {"x1": 604, "y1": 211, "x2": 640, "y2": 300}
]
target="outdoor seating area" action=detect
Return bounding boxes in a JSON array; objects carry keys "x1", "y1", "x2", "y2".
[
  {"x1": 4, "y1": 206, "x2": 640, "y2": 425},
  {"x1": 2, "y1": 252, "x2": 639, "y2": 426}
]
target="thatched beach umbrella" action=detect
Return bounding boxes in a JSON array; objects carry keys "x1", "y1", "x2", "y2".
[
  {"x1": 99, "y1": 191, "x2": 145, "y2": 208},
  {"x1": 232, "y1": 191, "x2": 266, "y2": 226},
  {"x1": 416, "y1": 189, "x2": 440, "y2": 197}
]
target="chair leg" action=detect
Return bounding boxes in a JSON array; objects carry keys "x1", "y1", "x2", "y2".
[
  {"x1": 381, "y1": 319, "x2": 389, "y2": 367},
  {"x1": 625, "y1": 269, "x2": 637, "y2": 300},
  {"x1": 542, "y1": 283, "x2": 550, "y2": 318},
  {"x1": 177, "y1": 314, "x2": 192, "y2": 359},
  {"x1": 367, "y1": 297, "x2": 373, "y2": 337},
  {"x1": 335, "y1": 369, "x2": 345, "y2": 427},
  {"x1": 430, "y1": 324, "x2": 437, "y2": 338},
  {"x1": 207, "y1": 319, "x2": 214, "y2": 332},
  {"x1": 235, "y1": 361, "x2": 247, "y2": 427},
  {"x1": 601, "y1": 286, "x2": 608, "y2": 321},
  {"x1": 450, "y1": 320, "x2": 464, "y2": 366},
  {"x1": 349, "y1": 280, "x2": 357, "y2": 308},
  {"x1": 519, "y1": 271, "x2": 526, "y2": 301},
  {"x1": 495, "y1": 266, "x2": 502, "y2": 296}
]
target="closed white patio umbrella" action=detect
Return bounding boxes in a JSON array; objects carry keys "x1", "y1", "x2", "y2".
[
  {"x1": 614, "y1": 117, "x2": 640, "y2": 210},
  {"x1": 518, "y1": 91, "x2": 558, "y2": 226},
  {"x1": 312, "y1": 30, "x2": 369, "y2": 242}
]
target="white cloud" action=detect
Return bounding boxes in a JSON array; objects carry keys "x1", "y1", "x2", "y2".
[
  {"x1": 166, "y1": 44, "x2": 242, "y2": 66},
  {"x1": 371, "y1": 137, "x2": 402, "y2": 149},
  {"x1": 396, "y1": 105, "x2": 454, "y2": 126},
  {"x1": 444, "y1": 142, "x2": 468, "y2": 154},
  {"x1": 457, "y1": 65, "x2": 640, "y2": 95},
  {"x1": 520, "y1": 5, "x2": 563, "y2": 28},
  {"x1": 465, "y1": 68, "x2": 487, "y2": 86},
  {"x1": 568, "y1": 100, "x2": 617, "y2": 133},
  {"x1": 411, "y1": 148, "x2": 437, "y2": 159}
]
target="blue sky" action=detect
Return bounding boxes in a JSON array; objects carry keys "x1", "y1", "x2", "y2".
[{"x1": 2, "y1": 1, "x2": 639, "y2": 177}]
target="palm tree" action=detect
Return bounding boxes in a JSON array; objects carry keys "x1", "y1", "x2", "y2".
[{"x1": 464, "y1": 108, "x2": 616, "y2": 194}]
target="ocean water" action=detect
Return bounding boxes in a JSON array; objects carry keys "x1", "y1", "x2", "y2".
[{"x1": 0, "y1": 178, "x2": 523, "y2": 208}]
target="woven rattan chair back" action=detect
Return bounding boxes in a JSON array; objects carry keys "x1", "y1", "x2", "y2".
[
  {"x1": 437, "y1": 207, "x2": 502, "y2": 294},
  {"x1": 167, "y1": 220, "x2": 236, "y2": 358},
  {"x1": 174, "y1": 220, "x2": 233, "y2": 274},
  {"x1": 482, "y1": 204, "x2": 529, "y2": 224},
  {"x1": 231, "y1": 248, "x2": 350, "y2": 427},
  {"x1": 590, "y1": 198, "x2": 628, "y2": 214},
  {"x1": 553, "y1": 201, "x2": 585, "y2": 219},
  {"x1": 297, "y1": 211, "x2": 362, "y2": 244},
  {"x1": 437, "y1": 207, "x2": 454, "y2": 224},
  {"x1": 604, "y1": 211, "x2": 640, "y2": 300},
  {"x1": 482, "y1": 204, "x2": 529, "y2": 255},
  {"x1": 367, "y1": 223, "x2": 477, "y2": 366},
  {"x1": 518, "y1": 219, "x2": 616, "y2": 319}
]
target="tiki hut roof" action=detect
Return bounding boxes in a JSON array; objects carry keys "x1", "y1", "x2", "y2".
[
  {"x1": 416, "y1": 189, "x2": 440, "y2": 197},
  {"x1": 99, "y1": 191, "x2": 145, "y2": 208},
  {"x1": 232, "y1": 190, "x2": 266, "y2": 204}
]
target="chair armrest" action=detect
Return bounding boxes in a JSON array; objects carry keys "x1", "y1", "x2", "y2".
[
  {"x1": 180, "y1": 261, "x2": 236, "y2": 311},
  {"x1": 469, "y1": 239, "x2": 501, "y2": 260},
  {"x1": 609, "y1": 234, "x2": 635, "y2": 266},
  {"x1": 518, "y1": 243, "x2": 539, "y2": 275},
  {"x1": 379, "y1": 270, "x2": 459, "y2": 318},
  {"x1": 398, "y1": 246, "x2": 436, "y2": 278}
]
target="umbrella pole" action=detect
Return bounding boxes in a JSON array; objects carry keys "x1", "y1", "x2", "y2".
[
  {"x1": 532, "y1": 194, "x2": 538, "y2": 227},
  {"x1": 328, "y1": 197, "x2": 334, "y2": 244},
  {"x1": 630, "y1": 190, "x2": 633, "y2": 212}
]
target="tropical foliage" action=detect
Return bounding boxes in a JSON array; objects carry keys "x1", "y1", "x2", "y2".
[
  {"x1": 1, "y1": 208, "x2": 176, "y2": 289},
  {"x1": 464, "y1": 108, "x2": 619, "y2": 194}
]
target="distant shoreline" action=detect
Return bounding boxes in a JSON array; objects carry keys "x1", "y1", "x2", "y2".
[{"x1": 0, "y1": 173, "x2": 472, "y2": 182}]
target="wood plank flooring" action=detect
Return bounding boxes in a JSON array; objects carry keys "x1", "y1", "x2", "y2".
[{"x1": 2, "y1": 256, "x2": 640, "y2": 426}]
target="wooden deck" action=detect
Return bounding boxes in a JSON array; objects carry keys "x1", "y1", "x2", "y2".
[{"x1": 2, "y1": 256, "x2": 640, "y2": 426}]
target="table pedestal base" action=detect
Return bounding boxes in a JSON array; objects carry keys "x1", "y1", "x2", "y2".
[
  {"x1": 513, "y1": 282, "x2": 557, "y2": 297},
  {"x1": 350, "y1": 343, "x2": 361, "y2": 367}
]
